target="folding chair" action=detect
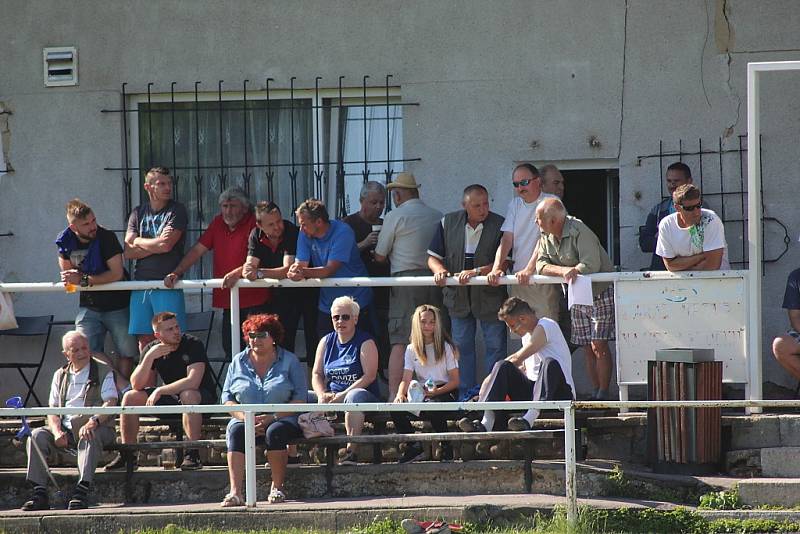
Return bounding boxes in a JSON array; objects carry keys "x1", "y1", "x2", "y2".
[{"x1": 0, "y1": 315, "x2": 55, "y2": 406}]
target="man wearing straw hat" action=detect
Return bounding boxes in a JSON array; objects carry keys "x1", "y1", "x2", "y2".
[{"x1": 373, "y1": 172, "x2": 443, "y2": 399}]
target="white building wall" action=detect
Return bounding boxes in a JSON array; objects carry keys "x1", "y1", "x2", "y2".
[{"x1": 1, "y1": 0, "x2": 799, "y2": 401}]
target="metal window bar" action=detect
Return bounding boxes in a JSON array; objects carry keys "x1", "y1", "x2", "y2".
[{"x1": 636, "y1": 136, "x2": 789, "y2": 267}]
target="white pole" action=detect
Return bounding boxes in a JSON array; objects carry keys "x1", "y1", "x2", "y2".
[
  {"x1": 244, "y1": 410, "x2": 257, "y2": 507},
  {"x1": 564, "y1": 405, "x2": 578, "y2": 524},
  {"x1": 746, "y1": 63, "x2": 763, "y2": 413},
  {"x1": 230, "y1": 286, "x2": 241, "y2": 357}
]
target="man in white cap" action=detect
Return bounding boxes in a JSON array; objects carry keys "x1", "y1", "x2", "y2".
[{"x1": 374, "y1": 172, "x2": 444, "y2": 399}]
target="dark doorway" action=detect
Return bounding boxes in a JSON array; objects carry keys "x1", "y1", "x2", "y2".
[{"x1": 561, "y1": 169, "x2": 620, "y2": 264}]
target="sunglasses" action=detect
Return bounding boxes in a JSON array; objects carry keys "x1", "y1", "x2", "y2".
[
  {"x1": 679, "y1": 203, "x2": 702, "y2": 212},
  {"x1": 247, "y1": 331, "x2": 269, "y2": 339},
  {"x1": 512, "y1": 178, "x2": 533, "y2": 188},
  {"x1": 331, "y1": 314, "x2": 352, "y2": 322}
]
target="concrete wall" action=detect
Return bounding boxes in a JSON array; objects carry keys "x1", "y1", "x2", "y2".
[{"x1": 1, "y1": 0, "x2": 799, "y2": 402}]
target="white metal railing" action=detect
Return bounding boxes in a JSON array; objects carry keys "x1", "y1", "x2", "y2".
[{"x1": 0, "y1": 270, "x2": 760, "y2": 409}]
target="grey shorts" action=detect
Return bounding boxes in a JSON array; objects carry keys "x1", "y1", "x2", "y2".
[{"x1": 388, "y1": 269, "x2": 443, "y2": 345}]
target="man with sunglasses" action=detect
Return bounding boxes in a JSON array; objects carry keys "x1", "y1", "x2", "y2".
[
  {"x1": 655, "y1": 184, "x2": 729, "y2": 272},
  {"x1": 488, "y1": 163, "x2": 560, "y2": 321}
]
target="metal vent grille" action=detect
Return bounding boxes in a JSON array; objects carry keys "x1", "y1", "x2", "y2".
[{"x1": 43, "y1": 47, "x2": 78, "y2": 87}]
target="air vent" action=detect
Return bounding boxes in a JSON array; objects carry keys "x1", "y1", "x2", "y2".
[{"x1": 43, "y1": 47, "x2": 78, "y2": 87}]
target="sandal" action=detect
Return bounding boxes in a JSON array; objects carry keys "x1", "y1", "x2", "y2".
[
  {"x1": 220, "y1": 492, "x2": 244, "y2": 507},
  {"x1": 267, "y1": 487, "x2": 286, "y2": 504}
]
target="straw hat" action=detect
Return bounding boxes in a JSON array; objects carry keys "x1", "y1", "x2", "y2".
[{"x1": 386, "y1": 172, "x2": 420, "y2": 190}]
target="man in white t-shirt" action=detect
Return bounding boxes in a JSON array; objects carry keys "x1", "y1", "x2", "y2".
[
  {"x1": 656, "y1": 184, "x2": 730, "y2": 272},
  {"x1": 488, "y1": 163, "x2": 560, "y2": 320},
  {"x1": 458, "y1": 297, "x2": 575, "y2": 433}
]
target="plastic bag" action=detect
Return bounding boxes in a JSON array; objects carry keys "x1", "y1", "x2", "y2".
[
  {"x1": 0, "y1": 290, "x2": 18, "y2": 330},
  {"x1": 297, "y1": 411, "x2": 335, "y2": 439}
]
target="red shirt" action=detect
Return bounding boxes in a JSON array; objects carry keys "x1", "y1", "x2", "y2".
[{"x1": 198, "y1": 212, "x2": 269, "y2": 309}]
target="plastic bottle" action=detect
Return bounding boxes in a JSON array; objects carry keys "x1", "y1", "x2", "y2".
[
  {"x1": 424, "y1": 377, "x2": 436, "y2": 393},
  {"x1": 64, "y1": 282, "x2": 78, "y2": 294}
]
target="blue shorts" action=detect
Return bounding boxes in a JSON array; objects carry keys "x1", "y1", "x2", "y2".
[
  {"x1": 76, "y1": 306, "x2": 139, "y2": 360},
  {"x1": 128, "y1": 289, "x2": 187, "y2": 335}
]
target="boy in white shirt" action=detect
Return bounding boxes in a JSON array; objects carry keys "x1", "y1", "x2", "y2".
[{"x1": 459, "y1": 297, "x2": 575, "y2": 433}]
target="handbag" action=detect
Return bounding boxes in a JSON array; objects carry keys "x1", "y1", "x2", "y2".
[
  {"x1": 0, "y1": 289, "x2": 18, "y2": 330},
  {"x1": 297, "y1": 411, "x2": 335, "y2": 439}
]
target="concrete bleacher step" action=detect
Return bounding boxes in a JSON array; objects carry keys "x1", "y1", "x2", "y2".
[
  {"x1": 0, "y1": 460, "x2": 726, "y2": 509},
  {"x1": 738, "y1": 479, "x2": 800, "y2": 508},
  {"x1": 760, "y1": 447, "x2": 800, "y2": 477}
]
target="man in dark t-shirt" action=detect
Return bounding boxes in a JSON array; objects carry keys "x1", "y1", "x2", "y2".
[
  {"x1": 242, "y1": 201, "x2": 319, "y2": 362},
  {"x1": 342, "y1": 181, "x2": 391, "y2": 370},
  {"x1": 56, "y1": 199, "x2": 137, "y2": 384},
  {"x1": 107, "y1": 311, "x2": 216, "y2": 471}
]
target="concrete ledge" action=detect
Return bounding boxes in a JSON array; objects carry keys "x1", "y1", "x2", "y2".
[
  {"x1": 738, "y1": 478, "x2": 800, "y2": 507},
  {"x1": 761, "y1": 447, "x2": 800, "y2": 477}
]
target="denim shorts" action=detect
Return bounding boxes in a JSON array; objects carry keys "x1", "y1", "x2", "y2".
[
  {"x1": 76, "y1": 306, "x2": 139, "y2": 359},
  {"x1": 128, "y1": 289, "x2": 187, "y2": 335}
]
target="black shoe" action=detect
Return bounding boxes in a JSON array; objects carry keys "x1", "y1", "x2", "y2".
[
  {"x1": 180, "y1": 453, "x2": 202, "y2": 471},
  {"x1": 105, "y1": 452, "x2": 137, "y2": 471},
  {"x1": 457, "y1": 417, "x2": 486, "y2": 433},
  {"x1": 68, "y1": 481, "x2": 90, "y2": 510},
  {"x1": 21, "y1": 492, "x2": 49, "y2": 512},
  {"x1": 339, "y1": 450, "x2": 359, "y2": 466},
  {"x1": 398, "y1": 443, "x2": 425, "y2": 464},
  {"x1": 440, "y1": 443, "x2": 454, "y2": 462},
  {"x1": 507, "y1": 417, "x2": 532, "y2": 431}
]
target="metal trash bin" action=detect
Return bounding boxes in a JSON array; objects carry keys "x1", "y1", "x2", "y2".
[{"x1": 647, "y1": 348, "x2": 722, "y2": 475}]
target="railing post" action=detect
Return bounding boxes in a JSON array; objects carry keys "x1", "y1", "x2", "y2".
[
  {"x1": 230, "y1": 285, "x2": 241, "y2": 357},
  {"x1": 564, "y1": 404, "x2": 578, "y2": 524},
  {"x1": 244, "y1": 409, "x2": 257, "y2": 507}
]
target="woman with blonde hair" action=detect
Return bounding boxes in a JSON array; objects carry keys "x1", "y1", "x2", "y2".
[{"x1": 392, "y1": 304, "x2": 459, "y2": 463}]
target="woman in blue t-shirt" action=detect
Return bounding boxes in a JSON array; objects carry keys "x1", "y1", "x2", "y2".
[
  {"x1": 220, "y1": 314, "x2": 307, "y2": 506},
  {"x1": 311, "y1": 296, "x2": 380, "y2": 465}
]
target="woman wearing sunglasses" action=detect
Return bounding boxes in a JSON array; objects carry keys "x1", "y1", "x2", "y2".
[
  {"x1": 310, "y1": 295, "x2": 380, "y2": 465},
  {"x1": 220, "y1": 313, "x2": 307, "y2": 506}
]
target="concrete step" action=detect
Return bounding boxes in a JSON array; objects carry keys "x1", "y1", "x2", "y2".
[
  {"x1": 761, "y1": 447, "x2": 800, "y2": 477},
  {"x1": 738, "y1": 478, "x2": 800, "y2": 507},
  {"x1": 0, "y1": 460, "x2": 728, "y2": 509}
]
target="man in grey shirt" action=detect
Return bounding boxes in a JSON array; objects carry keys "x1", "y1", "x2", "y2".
[
  {"x1": 124, "y1": 166, "x2": 188, "y2": 352},
  {"x1": 374, "y1": 172, "x2": 444, "y2": 398}
]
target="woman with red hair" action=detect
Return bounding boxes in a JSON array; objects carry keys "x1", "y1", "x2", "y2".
[{"x1": 220, "y1": 313, "x2": 307, "y2": 506}]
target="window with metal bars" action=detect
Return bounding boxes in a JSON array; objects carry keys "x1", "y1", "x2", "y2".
[{"x1": 107, "y1": 77, "x2": 417, "y2": 282}]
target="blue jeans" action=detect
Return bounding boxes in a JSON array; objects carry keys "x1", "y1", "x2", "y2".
[
  {"x1": 451, "y1": 314, "x2": 508, "y2": 398},
  {"x1": 75, "y1": 306, "x2": 139, "y2": 359}
]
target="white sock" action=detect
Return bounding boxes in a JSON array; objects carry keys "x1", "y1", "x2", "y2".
[
  {"x1": 481, "y1": 411, "x2": 495, "y2": 431},
  {"x1": 522, "y1": 409, "x2": 538, "y2": 427}
]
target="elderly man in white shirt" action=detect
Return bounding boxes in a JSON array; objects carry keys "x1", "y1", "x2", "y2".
[
  {"x1": 374, "y1": 172, "x2": 444, "y2": 399},
  {"x1": 22, "y1": 331, "x2": 118, "y2": 511}
]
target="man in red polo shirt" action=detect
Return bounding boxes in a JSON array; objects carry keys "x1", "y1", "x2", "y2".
[{"x1": 164, "y1": 187, "x2": 269, "y2": 359}]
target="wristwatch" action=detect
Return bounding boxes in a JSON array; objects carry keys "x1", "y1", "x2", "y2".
[
  {"x1": 90, "y1": 415, "x2": 100, "y2": 424},
  {"x1": 257, "y1": 270, "x2": 265, "y2": 279},
  {"x1": 80, "y1": 273, "x2": 90, "y2": 287}
]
